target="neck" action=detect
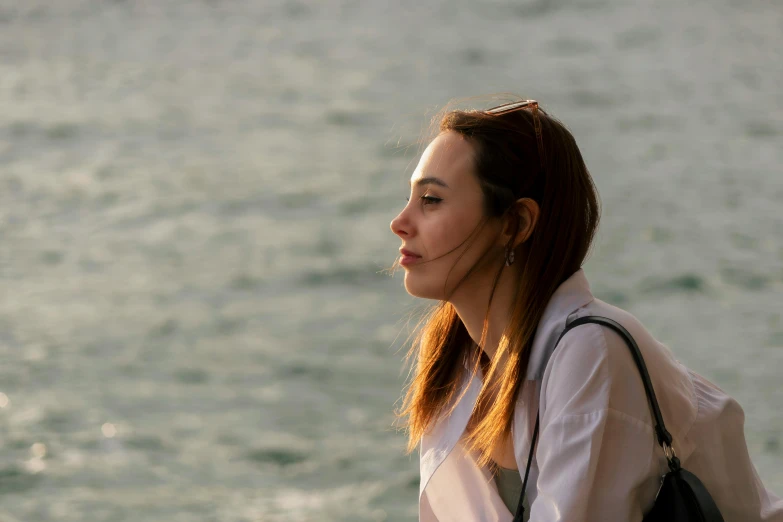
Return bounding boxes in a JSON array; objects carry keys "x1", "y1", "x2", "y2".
[{"x1": 449, "y1": 263, "x2": 521, "y2": 363}]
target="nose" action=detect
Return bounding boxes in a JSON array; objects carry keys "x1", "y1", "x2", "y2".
[{"x1": 390, "y1": 208, "x2": 411, "y2": 238}]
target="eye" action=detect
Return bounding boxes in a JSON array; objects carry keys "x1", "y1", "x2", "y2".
[{"x1": 405, "y1": 194, "x2": 443, "y2": 206}]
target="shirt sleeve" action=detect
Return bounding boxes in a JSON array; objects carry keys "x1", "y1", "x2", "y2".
[{"x1": 528, "y1": 323, "x2": 660, "y2": 522}]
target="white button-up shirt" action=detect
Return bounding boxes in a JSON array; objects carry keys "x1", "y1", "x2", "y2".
[{"x1": 419, "y1": 269, "x2": 783, "y2": 521}]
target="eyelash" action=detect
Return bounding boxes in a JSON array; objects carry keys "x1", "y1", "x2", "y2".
[{"x1": 406, "y1": 195, "x2": 443, "y2": 206}]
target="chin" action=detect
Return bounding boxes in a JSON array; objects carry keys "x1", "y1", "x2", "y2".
[{"x1": 403, "y1": 274, "x2": 447, "y2": 301}]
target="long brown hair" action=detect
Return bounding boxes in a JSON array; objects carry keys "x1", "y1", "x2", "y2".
[{"x1": 395, "y1": 97, "x2": 602, "y2": 467}]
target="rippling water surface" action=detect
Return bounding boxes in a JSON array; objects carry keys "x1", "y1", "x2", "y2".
[{"x1": 1, "y1": 0, "x2": 782, "y2": 520}]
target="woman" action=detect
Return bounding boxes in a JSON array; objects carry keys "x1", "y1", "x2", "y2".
[{"x1": 389, "y1": 98, "x2": 783, "y2": 521}]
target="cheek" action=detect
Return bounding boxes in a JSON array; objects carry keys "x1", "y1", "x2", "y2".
[
  {"x1": 403, "y1": 216, "x2": 496, "y2": 300},
  {"x1": 423, "y1": 211, "x2": 479, "y2": 258}
]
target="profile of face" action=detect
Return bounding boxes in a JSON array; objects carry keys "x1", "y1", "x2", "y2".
[{"x1": 390, "y1": 131, "x2": 504, "y2": 301}]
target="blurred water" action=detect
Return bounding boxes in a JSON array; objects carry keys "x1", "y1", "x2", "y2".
[{"x1": 0, "y1": 0, "x2": 782, "y2": 520}]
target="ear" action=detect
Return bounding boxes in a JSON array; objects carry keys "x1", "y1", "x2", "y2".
[{"x1": 500, "y1": 198, "x2": 540, "y2": 248}]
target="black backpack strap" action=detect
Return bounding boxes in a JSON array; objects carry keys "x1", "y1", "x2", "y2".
[
  {"x1": 513, "y1": 412, "x2": 539, "y2": 522},
  {"x1": 512, "y1": 315, "x2": 678, "y2": 522},
  {"x1": 563, "y1": 316, "x2": 674, "y2": 451}
]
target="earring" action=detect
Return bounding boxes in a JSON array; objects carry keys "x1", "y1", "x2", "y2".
[{"x1": 505, "y1": 245, "x2": 515, "y2": 266}]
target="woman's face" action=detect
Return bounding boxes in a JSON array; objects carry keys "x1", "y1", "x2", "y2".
[{"x1": 390, "y1": 131, "x2": 502, "y2": 300}]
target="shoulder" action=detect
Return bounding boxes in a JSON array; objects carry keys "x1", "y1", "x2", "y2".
[
  {"x1": 548, "y1": 320, "x2": 612, "y2": 379},
  {"x1": 539, "y1": 302, "x2": 660, "y2": 425}
]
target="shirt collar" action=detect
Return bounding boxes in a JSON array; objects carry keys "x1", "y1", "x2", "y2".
[{"x1": 524, "y1": 268, "x2": 595, "y2": 380}]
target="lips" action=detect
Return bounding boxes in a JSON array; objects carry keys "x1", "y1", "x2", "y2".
[{"x1": 399, "y1": 248, "x2": 422, "y2": 267}]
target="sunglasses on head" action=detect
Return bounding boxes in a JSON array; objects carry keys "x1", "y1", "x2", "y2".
[{"x1": 485, "y1": 100, "x2": 546, "y2": 171}]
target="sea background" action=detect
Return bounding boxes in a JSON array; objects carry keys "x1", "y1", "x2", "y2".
[{"x1": 1, "y1": 0, "x2": 782, "y2": 520}]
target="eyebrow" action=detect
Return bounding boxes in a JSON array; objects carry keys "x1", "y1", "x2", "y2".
[{"x1": 409, "y1": 176, "x2": 450, "y2": 189}]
